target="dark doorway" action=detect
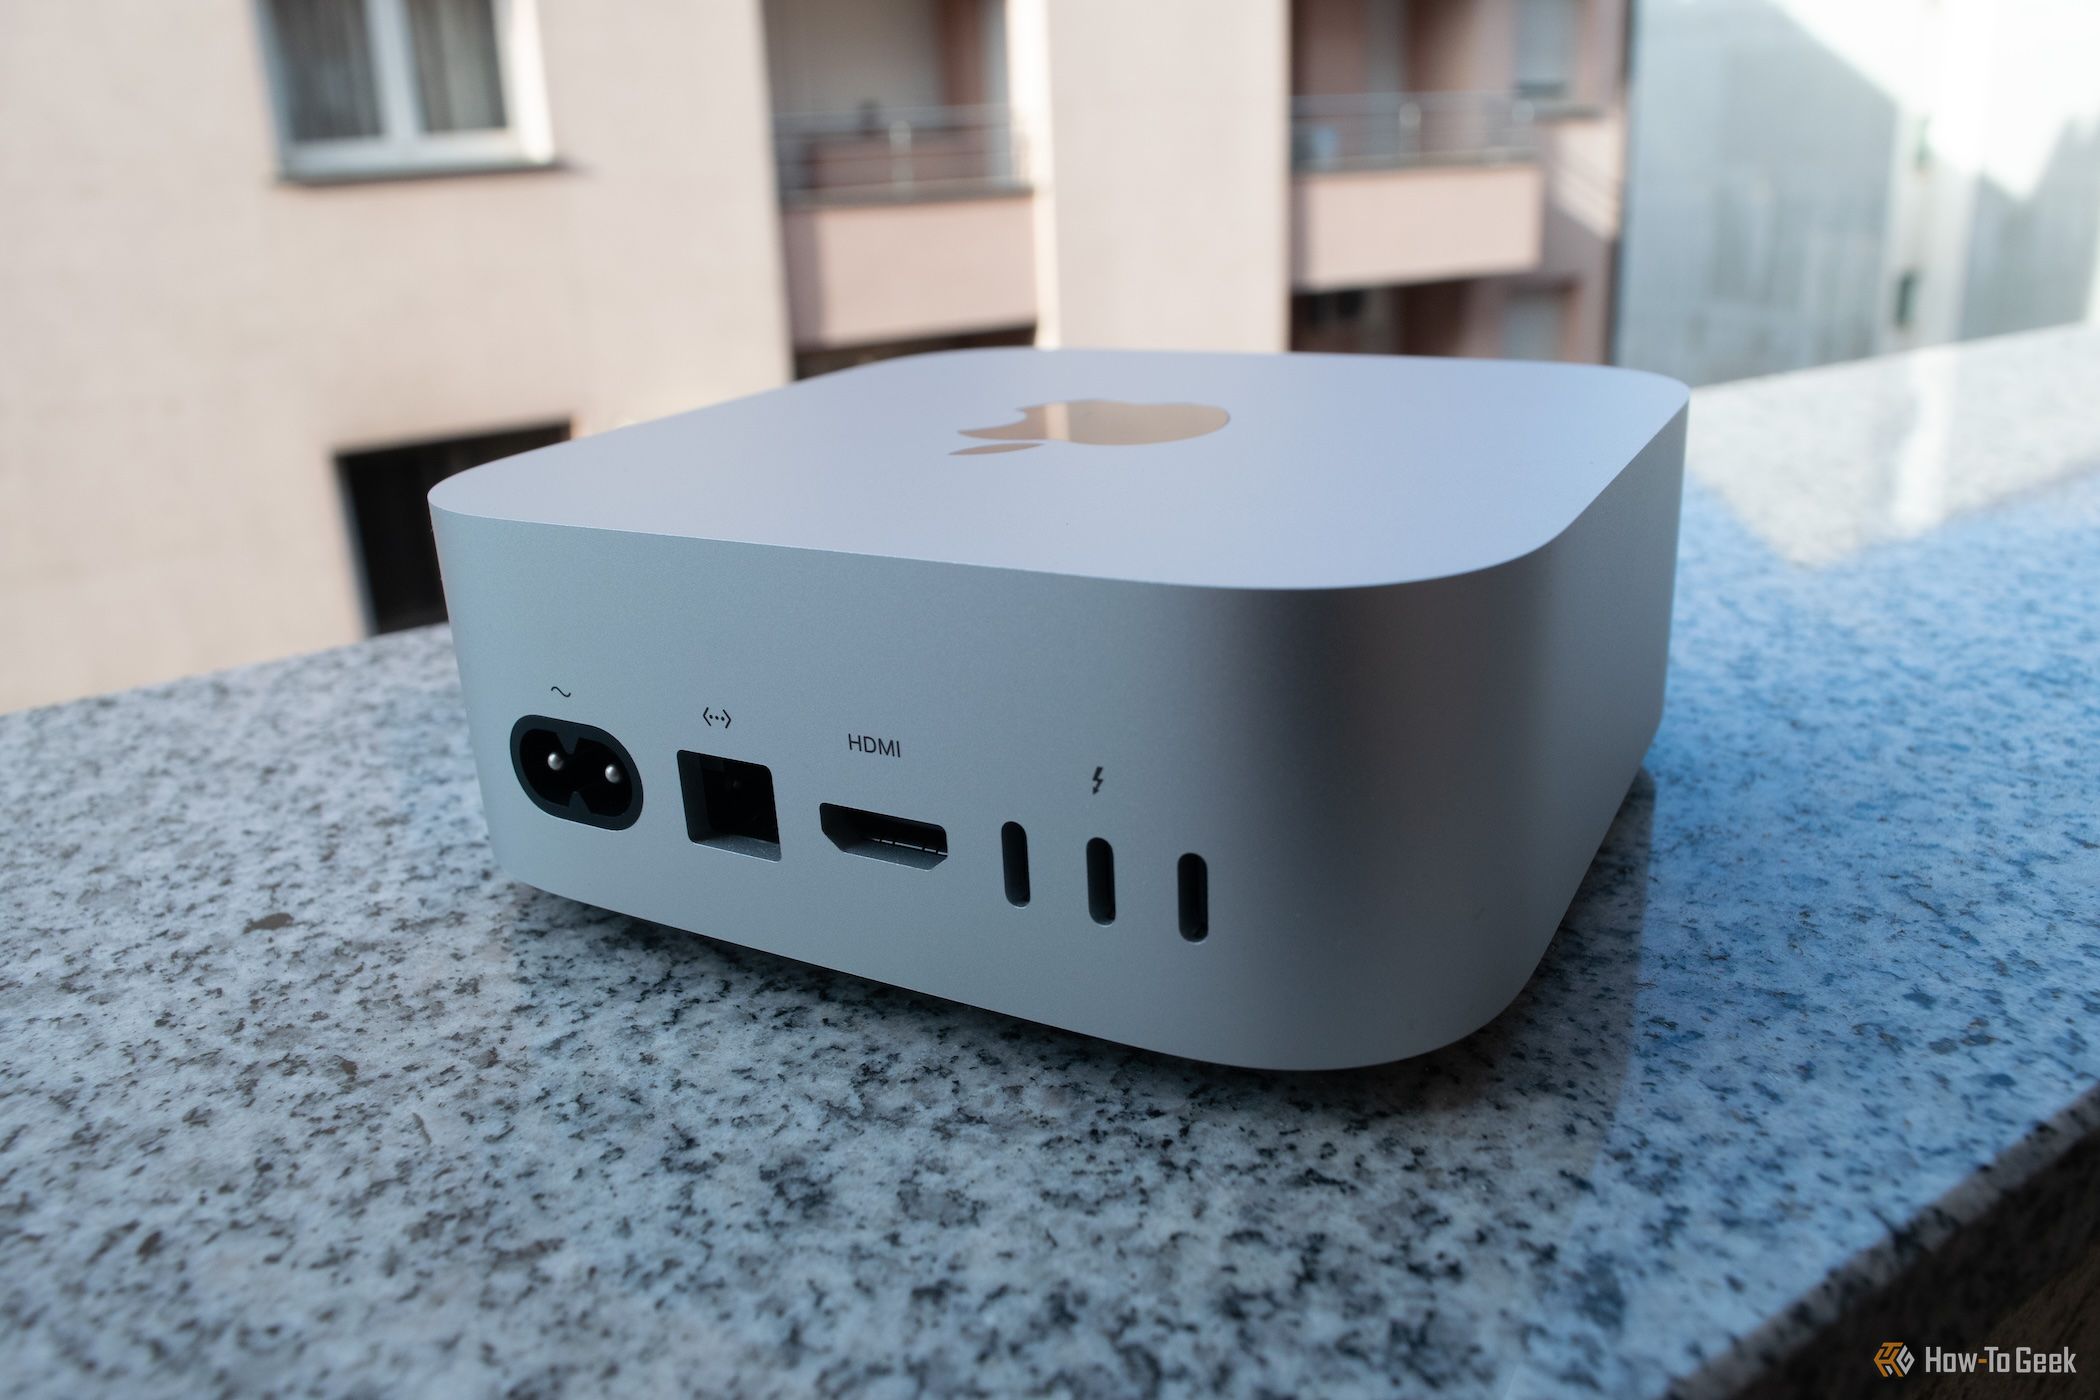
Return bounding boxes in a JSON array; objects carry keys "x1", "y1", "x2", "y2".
[{"x1": 338, "y1": 420, "x2": 569, "y2": 633}]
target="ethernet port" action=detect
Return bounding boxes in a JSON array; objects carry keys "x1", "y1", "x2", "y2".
[{"x1": 677, "y1": 751, "x2": 781, "y2": 860}]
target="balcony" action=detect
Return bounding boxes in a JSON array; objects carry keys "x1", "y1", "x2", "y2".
[
  {"x1": 774, "y1": 104, "x2": 1027, "y2": 205},
  {"x1": 1290, "y1": 91, "x2": 1538, "y2": 172},
  {"x1": 775, "y1": 104, "x2": 1035, "y2": 350},
  {"x1": 1289, "y1": 92, "x2": 1545, "y2": 292}
]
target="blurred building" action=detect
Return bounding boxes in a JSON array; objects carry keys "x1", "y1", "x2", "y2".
[
  {"x1": 1616, "y1": 0, "x2": 2100, "y2": 386},
  {"x1": 0, "y1": 0, "x2": 1628, "y2": 711},
  {"x1": 1286, "y1": 0, "x2": 1626, "y2": 363}
]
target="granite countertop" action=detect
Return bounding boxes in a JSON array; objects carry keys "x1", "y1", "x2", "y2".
[{"x1": 4, "y1": 326, "x2": 2099, "y2": 1398}]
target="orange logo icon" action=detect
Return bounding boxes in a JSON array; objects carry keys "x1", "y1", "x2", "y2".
[
  {"x1": 953, "y1": 400, "x2": 1230, "y2": 455},
  {"x1": 1875, "y1": 1342, "x2": 1914, "y2": 1378}
]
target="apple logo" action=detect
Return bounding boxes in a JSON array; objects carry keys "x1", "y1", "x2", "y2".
[{"x1": 952, "y1": 399, "x2": 1230, "y2": 455}]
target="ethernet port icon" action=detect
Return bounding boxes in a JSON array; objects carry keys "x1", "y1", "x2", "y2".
[{"x1": 678, "y1": 751, "x2": 781, "y2": 860}]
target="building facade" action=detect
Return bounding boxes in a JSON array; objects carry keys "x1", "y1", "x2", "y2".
[
  {"x1": 1616, "y1": 0, "x2": 2100, "y2": 386},
  {"x1": 0, "y1": 0, "x2": 1628, "y2": 711}
]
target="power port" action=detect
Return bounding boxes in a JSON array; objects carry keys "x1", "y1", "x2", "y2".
[
  {"x1": 678, "y1": 751, "x2": 781, "y2": 860},
  {"x1": 510, "y1": 716, "x2": 643, "y2": 830}
]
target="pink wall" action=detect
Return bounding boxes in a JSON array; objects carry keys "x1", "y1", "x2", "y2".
[
  {"x1": 782, "y1": 194, "x2": 1037, "y2": 347},
  {"x1": 1291, "y1": 164, "x2": 1545, "y2": 290}
]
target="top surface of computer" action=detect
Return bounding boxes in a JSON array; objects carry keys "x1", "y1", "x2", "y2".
[{"x1": 430, "y1": 348, "x2": 1688, "y2": 590}]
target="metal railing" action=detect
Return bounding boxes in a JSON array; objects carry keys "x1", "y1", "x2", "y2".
[
  {"x1": 1290, "y1": 92, "x2": 1538, "y2": 173},
  {"x1": 774, "y1": 104, "x2": 1029, "y2": 204}
]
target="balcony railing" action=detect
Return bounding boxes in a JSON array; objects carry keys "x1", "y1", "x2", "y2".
[
  {"x1": 774, "y1": 104, "x2": 1029, "y2": 204},
  {"x1": 1290, "y1": 92, "x2": 1537, "y2": 173}
]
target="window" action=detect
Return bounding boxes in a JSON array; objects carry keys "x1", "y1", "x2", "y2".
[
  {"x1": 1514, "y1": 0, "x2": 1583, "y2": 103},
  {"x1": 1501, "y1": 286, "x2": 1570, "y2": 362},
  {"x1": 338, "y1": 422, "x2": 568, "y2": 633},
  {"x1": 259, "y1": 0, "x2": 551, "y2": 180},
  {"x1": 1290, "y1": 288, "x2": 1399, "y2": 356},
  {"x1": 793, "y1": 325, "x2": 1036, "y2": 380}
]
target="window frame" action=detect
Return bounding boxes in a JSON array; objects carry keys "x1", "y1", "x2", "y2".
[{"x1": 256, "y1": 0, "x2": 554, "y2": 182}]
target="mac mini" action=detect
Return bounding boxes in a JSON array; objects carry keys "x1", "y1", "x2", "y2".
[{"x1": 431, "y1": 349, "x2": 1687, "y2": 1070}]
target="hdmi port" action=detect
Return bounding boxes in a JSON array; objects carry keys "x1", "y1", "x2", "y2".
[{"x1": 820, "y1": 804, "x2": 948, "y2": 869}]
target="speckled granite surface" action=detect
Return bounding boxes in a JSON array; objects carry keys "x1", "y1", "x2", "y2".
[{"x1": 4, "y1": 327, "x2": 2099, "y2": 1398}]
